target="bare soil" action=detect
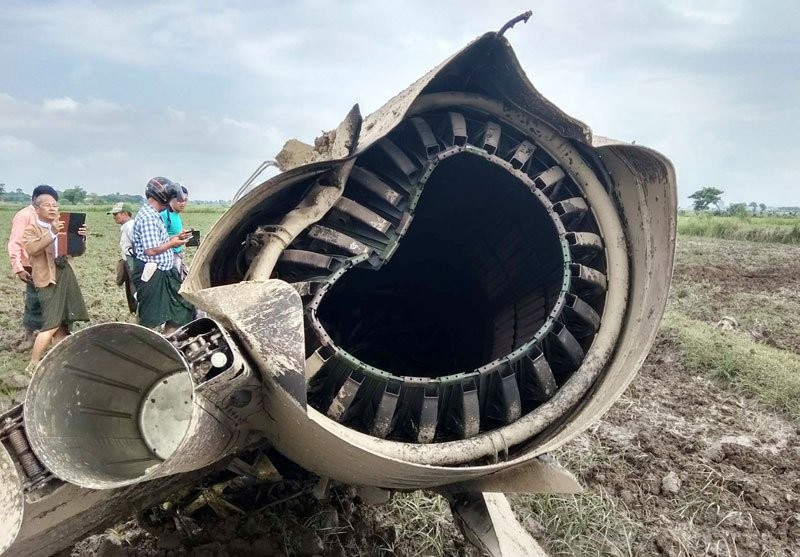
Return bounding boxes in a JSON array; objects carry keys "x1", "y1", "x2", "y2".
[
  {"x1": 670, "y1": 238, "x2": 800, "y2": 354},
  {"x1": 674, "y1": 263, "x2": 800, "y2": 295},
  {"x1": 571, "y1": 332, "x2": 800, "y2": 556}
]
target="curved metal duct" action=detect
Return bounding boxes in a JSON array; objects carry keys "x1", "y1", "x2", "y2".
[
  {"x1": 174, "y1": 29, "x2": 675, "y2": 483},
  {"x1": 297, "y1": 97, "x2": 621, "y2": 447},
  {"x1": 0, "y1": 443, "x2": 24, "y2": 554},
  {"x1": 24, "y1": 320, "x2": 256, "y2": 489}
]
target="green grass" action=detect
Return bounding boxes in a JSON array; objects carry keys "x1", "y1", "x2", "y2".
[
  {"x1": 513, "y1": 490, "x2": 640, "y2": 557},
  {"x1": 673, "y1": 235, "x2": 796, "y2": 270},
  {"x1": 373, "y1": 491, "x2": 468, "y2": 556},
  {"x1": 678, "y1": 214, "x2": 800, "y2": 244},
  {"x1": 510, "y1": 439, "x2": 642, "y2": 556},
  {"x1": 0, "y1": 202, "x2": 229, "y2": 212},
  {"x1": 668, "y1": 278, "x2": 800, "y2": 355},
  {"x1": 662, "y1": 311, "x2": 800, "y2": 418},
  {"x1": 0, "y1": 206, "x2": 224, "y2": 383}
]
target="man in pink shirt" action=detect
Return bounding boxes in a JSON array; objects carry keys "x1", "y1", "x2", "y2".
[{"x1": 7, "y1": 185, "x2": 59, "y2": 342}]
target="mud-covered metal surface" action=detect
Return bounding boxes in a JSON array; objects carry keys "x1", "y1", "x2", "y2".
[
  {"x1": 186, "y1": 280, "x2": 307, "y2": 406},
  {"x1": 0, "y1": 442, "x2": 24, "y2": 554},
  {"x1": 6, "y1": 466, "x2": 217, "y2": 557},
  {"x1": 449, "y1": 491, "x2": 548, "y2": 557},
  {"x1": 178, "y1": 24, "x2": 674, "y2": 475}
]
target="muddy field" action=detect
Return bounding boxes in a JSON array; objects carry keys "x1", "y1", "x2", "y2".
[
  {"x1": 2, "y1": 209, "x2": 799, "y2": 556},
  {"x1": 530, "y1": 236, "x2": 800, "y2": 556}
]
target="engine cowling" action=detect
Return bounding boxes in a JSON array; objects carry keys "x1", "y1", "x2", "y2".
[{"x1": 180, "y1": 30, "x2": 676, "y2": 485}]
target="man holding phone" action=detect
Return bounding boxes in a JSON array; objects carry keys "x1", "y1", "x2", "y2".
[
  {"x1": 131, "y1": 177, "x2": 194, "y2": 334},
  {"x1": 160, "y1": 182, "x2": 190, "y2": 278}
]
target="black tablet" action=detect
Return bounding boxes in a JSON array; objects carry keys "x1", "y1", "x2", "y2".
[{"x1": 57, "y1": 212, "x2": 86, "y2": 255}]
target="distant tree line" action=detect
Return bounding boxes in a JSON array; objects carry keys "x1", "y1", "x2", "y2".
[
  {"x1": 0, "y1": 183, "x2": 145, "y2": 205},
  {"x1": 0, "y1": 183, "x2": 228, "y2": 207},
  {"x1": 688, "y1": 186, "x2": 796, "y2": 216}
]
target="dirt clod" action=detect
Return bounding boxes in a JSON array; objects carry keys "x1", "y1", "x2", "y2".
[
  {"x1": 660, "y1": 471, "x2": 681, "y2": 495},
  {"x1": 297, "y1": 529, "x2": 324, "y2": 556}
]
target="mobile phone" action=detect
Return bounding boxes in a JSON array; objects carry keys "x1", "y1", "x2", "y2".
[{"x1": 185, "y1": 229, "x2": 200, "y2": 247}]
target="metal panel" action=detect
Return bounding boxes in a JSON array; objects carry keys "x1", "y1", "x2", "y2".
[
  {"x1": 482, "y1": 121, "x2": 502, "y2": 154},
  {"x1": 370, "y1": 383, "x2": 401, "y2": 439},
  {"x1": 509, "y1": 140, "x2": 536, "y2": 170},
  {"x1": 410, "y1": 117, "x2": 440, "y2": 158},
  {"x1": 519, "y1": 351, "x2": 558, "y2": 402},
  {"x1": 448, "y1": 112, "x2": 468, "y2": 146},
  {"x1": 327, "y1": 373, "x2": 364, "y2": 422}
]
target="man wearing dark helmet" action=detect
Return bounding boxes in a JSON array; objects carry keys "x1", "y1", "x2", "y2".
[{"x1": 131, "y1": 177, "x2": 194, "y2": 334}]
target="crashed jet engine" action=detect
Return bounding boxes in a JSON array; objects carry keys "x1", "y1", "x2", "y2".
[{"x1": 1, "y1": 17, "x2": 676, "y2": 556}]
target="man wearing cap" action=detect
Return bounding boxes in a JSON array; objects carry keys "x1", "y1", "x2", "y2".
[
  {"x1": 108, "y1": 202, "x2": 137, "y2": 313},
  {"x1": 6, "y1": 185, "x2": 60, "y2": 346},
  {"x1": 131, "y1": 177, "x2": 194, "y2": 334}
]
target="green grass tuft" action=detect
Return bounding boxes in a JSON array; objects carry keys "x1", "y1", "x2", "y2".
[
  {"x1": 678, "y1": 214, "x2": 800, "y2": 244},
  {"x1": 374, "y1": 491, "x2": 465, "y2": 556},
  {"x1": 662, "y1": 312, "x2": 800, "y2": 418},
  {"x1": 512, "y1": 489, "x2": 641, "y2": 557}
]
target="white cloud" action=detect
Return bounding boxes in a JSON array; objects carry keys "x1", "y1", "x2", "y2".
[
  {"x1": 0, "y1": 1, "x2": 797, "y2": 206},
  {"x1": 0, "y1": 90, "x2": 283, "y2": 199},
  {"x1": 100, "y1": 148, "x2": 128, "y2": 161},
  {"x1": 0, "y1": 134, "x2": 39, "y2": 157},
  {"x1": 167, "y1": 107, "x2": 187, "y2": 123},
  {"x1": 42, "y1": 97, "x2": 79, "y2": 113},
  {"x1": 664, "y1": 0, "x2": 744, "y2": 26},
  {"x1": 221, "y1": 117, "x2": 257, "y2": 131}
]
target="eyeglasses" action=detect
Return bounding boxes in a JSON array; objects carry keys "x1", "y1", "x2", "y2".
[{"x1": 38, "y1": 203, "x2": 59, "y2": 209}]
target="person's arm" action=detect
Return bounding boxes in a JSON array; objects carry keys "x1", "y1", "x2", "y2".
[
  {"x1": 120, "y1": 221, "x2": 134, "y2": 257},
  {"x1": 139, "y1": 217, "x2": 189, "y2": 257},
  {"x1": 8, "y1": 210, "x2": 32, "y2": 279},
  {"x1": 72, "y1": 223, "x2": 87, "y2": 256},
  {"x1": 23, "y1": 223, "x2": 58, "y2": 256},
  {"x1": 143, "y1": 238, "x2": 183, "y2": 256}
]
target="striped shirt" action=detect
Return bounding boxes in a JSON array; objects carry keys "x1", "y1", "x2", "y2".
[{"x1": 133, "y1": 203, "x2": 174, "y2": 271}]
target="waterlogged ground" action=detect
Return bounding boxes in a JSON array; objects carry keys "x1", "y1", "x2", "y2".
[{"x1": 2, "y1": 209, "x2": 799, "y2": 556}]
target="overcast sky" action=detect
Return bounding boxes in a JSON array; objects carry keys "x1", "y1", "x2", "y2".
[{"x1": 1, "y1": 1, "x2": 798, "y2": 207}]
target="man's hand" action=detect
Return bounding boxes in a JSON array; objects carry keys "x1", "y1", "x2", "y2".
[
  {"x1": 16, "y1": 270, "x2": 33, "y2": 284},
  {"x1": 169, "y1": 230, "x2": 192, "y2": 248},
  {"x1": 77, "y1": 224, "x2": 87, "y2": 238},
  {"x1": 53, "y1": 219, "x2": 65, "y2": 234}
]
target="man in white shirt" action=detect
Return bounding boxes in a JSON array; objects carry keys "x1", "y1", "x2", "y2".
[{"x1": 108, "y1": 202, "x2": 137, "y2": 313}]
